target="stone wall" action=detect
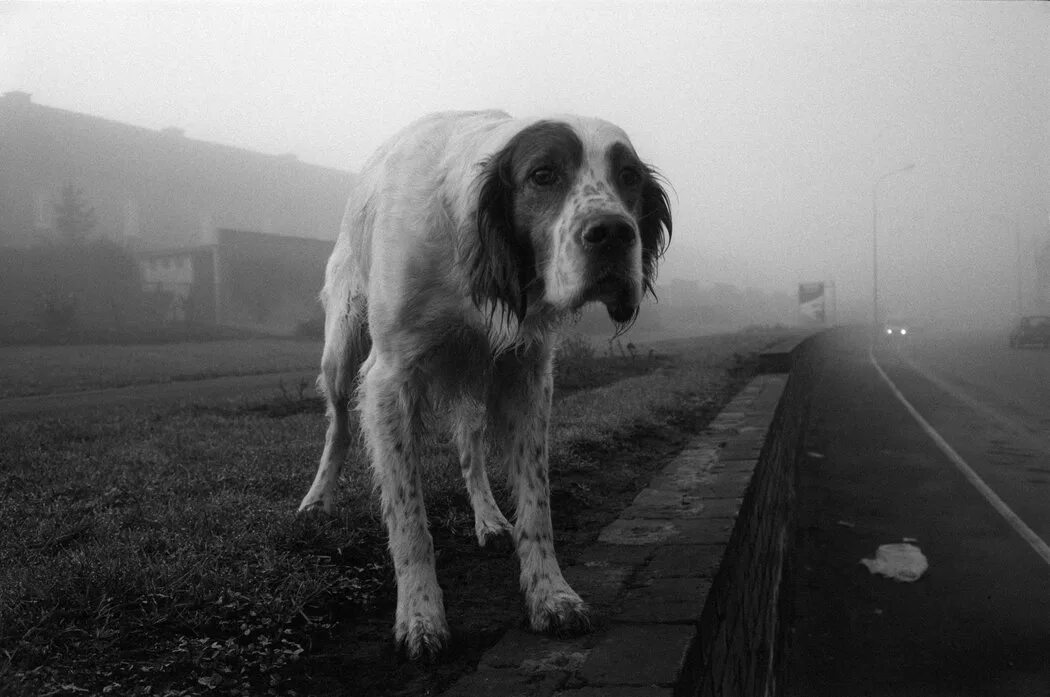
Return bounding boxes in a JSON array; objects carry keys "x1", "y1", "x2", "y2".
[{"x1": 693, "y1": 335, "x2": 819, "y2": 697}]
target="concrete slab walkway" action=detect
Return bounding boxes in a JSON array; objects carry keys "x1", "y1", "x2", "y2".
[{"x1": 439, "y1": 374, "x2": 789, "y2": 697}]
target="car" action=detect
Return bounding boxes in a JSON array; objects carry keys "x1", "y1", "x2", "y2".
[
  {"x1": 882, "y1": 319, "x2": 911, "y2": 338},
  {"x1": 1008, "y1": 315, "x2": 1050, "y2": 349}
]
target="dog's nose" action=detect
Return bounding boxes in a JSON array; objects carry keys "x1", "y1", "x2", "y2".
[{"x1": 581, "y1": 218, "x2": 636, "y2": 251}]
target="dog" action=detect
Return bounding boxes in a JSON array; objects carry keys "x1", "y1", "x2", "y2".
[{"x1": 298, "y1": 110, "x2": 671, "y2": 658}]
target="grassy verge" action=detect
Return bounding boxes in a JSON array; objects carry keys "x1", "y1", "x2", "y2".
[
  {"x1": 0, "y1": 339, "x2": 322, "y2": 399},
  {"x1": 0, "y1": 330, "x2": 787, "y2": 696}
]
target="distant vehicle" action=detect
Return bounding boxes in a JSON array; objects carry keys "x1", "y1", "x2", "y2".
[
  {"x1": 882, "y1": 319, "x2": 911, "y2": 338},
  {"x1": 1008, "y1": 315, "x2": 1050, "y2": 349}
]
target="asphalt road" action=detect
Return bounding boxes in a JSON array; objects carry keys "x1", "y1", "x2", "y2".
[{"x1": 783, "y1": 328, "x2": 1050, "y2": 697}]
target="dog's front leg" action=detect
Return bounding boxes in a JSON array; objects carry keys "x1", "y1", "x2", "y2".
[
  {"x1": 360, "y1": 355, "x2": 449, "y2": 658},
  {"x1": 453, "y1": 401, "x2": 513, "y2": 548},
  {"x1": 492, "y1": 345, "x2": 590, "y2": 634}
]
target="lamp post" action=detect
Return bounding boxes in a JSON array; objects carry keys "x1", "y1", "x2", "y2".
[
  {"x1": 1017, "y1": 223, "x2": 1023, "y2": 317},
  {"x1": 872, "y1": 162, "x2": 915, "y2": 346},
  {"x1": 989, "y1": 213, "x2": 1023, "y2": 317}
]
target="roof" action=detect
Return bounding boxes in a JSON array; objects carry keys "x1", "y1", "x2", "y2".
[{"x1": 0, "y1": 91, "x2": 348, "y2": 176}]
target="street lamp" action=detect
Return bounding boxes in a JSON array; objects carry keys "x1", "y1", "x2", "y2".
[
  {"x1": 988, "y1": 213, "x2": 1023, "y2": 317},
  {"x1": 1016, "y1": 224, "x2": 1024, "y2": 317},
  {"x1": 872, "y1": 162, "x2": 915, "y2": 346}
]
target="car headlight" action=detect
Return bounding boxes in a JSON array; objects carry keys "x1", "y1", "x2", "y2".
[
  {"x1": 900, "y1": 328, "x2": 907, "y2": 335},
  {"x1": 886, "y1": 328, "x2": 893, "y2": 335}
]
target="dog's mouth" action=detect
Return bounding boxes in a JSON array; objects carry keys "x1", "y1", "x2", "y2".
[{"x1": 594, "y1": 271, "x2": 640, "y2": 324}]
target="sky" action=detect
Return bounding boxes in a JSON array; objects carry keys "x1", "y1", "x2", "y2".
[{"x1": 3, "y1": 1, "x2": 1048, "y2": 326}]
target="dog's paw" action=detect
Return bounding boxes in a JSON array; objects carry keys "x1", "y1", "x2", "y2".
[
  {"x1": 297, "y1": 494, "x2": 335, "y2": 517},
  {"x1": 395, "y1": 613, "x2": 450, "y2": 661},
  {"x1": 475, "y1": 516, "x2": 514, "y2": 551},
  {"x1": 527, "y1": 586, "x2": 591, "y2": 636}
]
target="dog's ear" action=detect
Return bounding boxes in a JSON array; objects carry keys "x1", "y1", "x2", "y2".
[
  {"x1": 469, "y1": 147, "x2": 533, "y2": 323},
  {"x1": 639, "y1": 166, "x2": 672, "y2": 298}
]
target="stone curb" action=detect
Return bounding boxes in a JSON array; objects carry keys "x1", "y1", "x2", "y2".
[{"x1": 439, "y1": 373, "x2": 790, "y2": 697}]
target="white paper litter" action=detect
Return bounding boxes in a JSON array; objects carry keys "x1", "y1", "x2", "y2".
[{"x1": 860, "y1": 542, "x2": 928, "y2": 582}]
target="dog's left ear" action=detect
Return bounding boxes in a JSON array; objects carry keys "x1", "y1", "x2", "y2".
[
  {"x1": 468, "y1": 148, "x2": 533, "y2": 322},
  {"x1": 639, "y1": 167, "x2": 672, "y2": 298}
]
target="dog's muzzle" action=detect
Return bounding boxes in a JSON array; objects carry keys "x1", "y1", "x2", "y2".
[{"x1": 580, "y1": 215, "x2": 641, "y2": 323}]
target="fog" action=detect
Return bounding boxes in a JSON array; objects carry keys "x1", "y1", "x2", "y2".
[{"x1": 3, "y1": 1, "x2": 1048, "y2": 330}]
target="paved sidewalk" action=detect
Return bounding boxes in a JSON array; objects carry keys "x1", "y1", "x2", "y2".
[{"x1": 440, "y1": 374, "x2": 788, "y2": 697}]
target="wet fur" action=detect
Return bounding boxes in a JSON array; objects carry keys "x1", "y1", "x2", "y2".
[{"x1": 297, "y1": 110, "x2": 671, "y2": 658}]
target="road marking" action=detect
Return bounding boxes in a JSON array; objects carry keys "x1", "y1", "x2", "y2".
[{"x1": 869, "y1": 351, "x2": 1050, "y2": 568}]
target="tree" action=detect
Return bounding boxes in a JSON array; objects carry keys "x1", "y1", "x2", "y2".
[{"x1": 53, "y1": 183, "x2": 97, "y2": 244}]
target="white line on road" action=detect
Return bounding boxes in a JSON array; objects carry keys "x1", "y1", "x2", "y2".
[{"x1": 869, "y1": 351, "x2": 1050, "y2": 568}]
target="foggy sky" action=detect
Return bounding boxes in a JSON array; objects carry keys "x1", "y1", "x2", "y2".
[{"x1": 3, "y1": 1, "x2": 1048, "y2": 327}]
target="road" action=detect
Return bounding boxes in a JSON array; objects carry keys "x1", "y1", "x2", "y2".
[{"x1": 783, "y1": 328, "x2": 1050, "y2": 697}]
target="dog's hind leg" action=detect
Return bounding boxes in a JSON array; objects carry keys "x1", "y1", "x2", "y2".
[
  {"x1": 298, "y1": 295, "x2": 369, "y2": 515},
  {"x1": 452, "y1": 400, "x2": 512, "y2": 548}
]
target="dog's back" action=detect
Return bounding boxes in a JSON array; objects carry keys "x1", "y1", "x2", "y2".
[{"x1": 317, "y1": 110, "x2": 522, "y2": 401}]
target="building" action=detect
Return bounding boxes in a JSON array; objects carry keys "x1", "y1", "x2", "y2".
[
  {"x1": 139, "y1": 228, "x2": 334, "y2": 333},
  {"x1": 0, "y1": 91, "x2": 353, "y2": 337},
  {"x1": 0, "y1": 90, "x2": 352, "y2": 251}
]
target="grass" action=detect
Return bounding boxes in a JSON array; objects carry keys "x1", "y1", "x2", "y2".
[
  {"x1": 0, "y1": 329, "x2": 789, "y2": 696},
  {"x1": 0, "y1": 339, "x2": 322, "y2": 398}
]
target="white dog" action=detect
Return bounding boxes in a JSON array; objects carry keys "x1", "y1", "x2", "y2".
[{"x1": 298, "y1": 111, "x2": 671, "y2": 658}]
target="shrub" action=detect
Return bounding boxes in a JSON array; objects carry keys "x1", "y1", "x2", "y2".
[
  {"x1": 41, "y1": 290, "x2": 78, "y2": 333},
  {"x1": 2, "y1": 240, "x2": 145, "y2": 343},
  {"x1": 558, "y1": 333, "x2": 596, "y2": 362}
]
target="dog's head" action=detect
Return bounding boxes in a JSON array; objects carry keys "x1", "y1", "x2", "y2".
[{"x1": 470, "y1": 117, "x2": 671, "y2": 327}]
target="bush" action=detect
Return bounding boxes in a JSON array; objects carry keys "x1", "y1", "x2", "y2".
[
  {"x1": 558, "y1": 333, "x2": 596, "y2": 362},
  {"x1": 555, "y1": 334, "x2": 599, "y2": 387},
  {"x1": 41, "y1": 291, "x2": 78, "y2": 333},
  {"x1": 0, "y1": 240, "x2": 208, "y2": 345}
]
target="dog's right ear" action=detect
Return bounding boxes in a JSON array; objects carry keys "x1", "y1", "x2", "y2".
[{"x1": 468, "y1": 148, "x2": 531, "y2": 323}]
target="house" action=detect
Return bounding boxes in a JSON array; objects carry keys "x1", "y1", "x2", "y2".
[
  {"x1": 0, "y1": 91, "x2": 353, "y2": 335},
  {"x1": 138, "y1": 228, "x2": 334, "y2": 333},
  {"x1": 0, "y1": 91, "x2": 352, "y2": 250}
]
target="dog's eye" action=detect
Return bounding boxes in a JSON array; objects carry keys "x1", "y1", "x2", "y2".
[
  {"x1": 529, "y1": 167, "x2": 559, "y2": 187},
  {"x1": 620, "y1": 168, "x2": 642, "y2": 188}
]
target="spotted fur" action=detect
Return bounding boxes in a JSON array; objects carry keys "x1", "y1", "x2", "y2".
[{"x1": 298, "y1": 110, "x2": 671, "y2": 659}]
